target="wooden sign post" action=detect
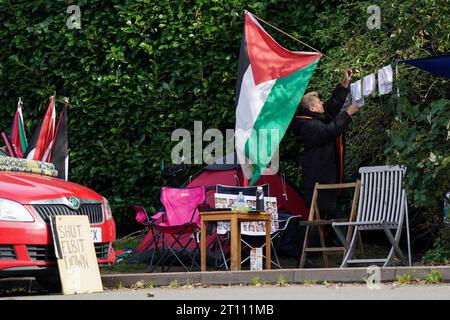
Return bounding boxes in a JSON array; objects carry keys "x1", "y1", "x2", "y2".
[{"x1": 51, "y1": 215, "x2": 103, "y2": 295}]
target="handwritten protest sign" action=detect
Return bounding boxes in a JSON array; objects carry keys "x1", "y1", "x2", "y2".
[{"x1": 51, "y1": 215, "x2": 103, "y2": 295}]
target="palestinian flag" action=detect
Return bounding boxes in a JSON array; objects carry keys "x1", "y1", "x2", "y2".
[
  {"x1": 10, "y1": 99, "x2": 27, "y2": 158},
  {"x1": 50, "y1": 105, "x2": 69, "y2": 180},
  {"x1": 235, "y1": 11, "x2": 321, "y2": 185},
  {"x1": 25, "y1": 96, "x2": 56, "y2": 162}
]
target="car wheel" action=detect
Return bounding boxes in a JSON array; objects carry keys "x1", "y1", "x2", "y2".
[{"x1": 35, "y1": 275, "x2": 62, "y2": 293}]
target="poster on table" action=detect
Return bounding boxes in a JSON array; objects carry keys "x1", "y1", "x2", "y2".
[{"x1": 214, "y1": 193, "x2": 279, "y2": 235}]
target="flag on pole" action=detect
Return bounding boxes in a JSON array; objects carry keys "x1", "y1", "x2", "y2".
[
  {"x1": 1, "y1": 132, "x2": 16, "y2": 157},
  {"x1": 10, "y1": 98, "x2": 28, "y2": 158},
  {"x1": 25, "y1": 96, "x2": 56, "y2": 162},
  {"x1": 235, "y1": 11, "x2": 321, "y2": 185},
  {"x1": 50, "y1": 104, "x2": 69, "y2": 180}
]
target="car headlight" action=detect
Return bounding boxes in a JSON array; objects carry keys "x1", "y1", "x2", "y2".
[
  {"x1": 102, "y1": 197, "x2": 113, "y2": 221},
  {"x1": 0, "y1": 198, "x2": 34, "y2": 222}
]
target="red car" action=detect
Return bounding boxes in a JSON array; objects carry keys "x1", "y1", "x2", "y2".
[{"x1": 0, "y1": 171, "x2": 116, "y2": 290}]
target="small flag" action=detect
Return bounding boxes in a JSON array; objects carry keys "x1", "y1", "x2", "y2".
[
  {"x1": 51, "y1": 104, "x2": 69, "y2": 180},
  {"x1": 10, "y1": 98, "x2": 28, "y2": 158},
  {"x1": 2, "y1": 132, "x2": 17, "y2": 157},
  {"x1": 25, "y1": 96, "x2": 56, "y2": 162},
  {"x1": 235, "y1": 12, "x2": 321, "y2": 184}
]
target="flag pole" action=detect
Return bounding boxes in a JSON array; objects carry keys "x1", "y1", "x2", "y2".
[{"x1": 249, "y1": 12, "x2": 339, "y2": 64}]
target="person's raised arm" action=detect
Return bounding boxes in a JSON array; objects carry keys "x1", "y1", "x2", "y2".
[
  {"x1": 324, "y1": 69, "x2": 352, "y2": 117},
  {"x1": 340, "y1": 68, "x2": 352, "y2": 89}
]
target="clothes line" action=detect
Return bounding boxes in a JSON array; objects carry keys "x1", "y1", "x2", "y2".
[
  {"x1": 349, "y1": 63, "x2": 397, "y2": 107},
  {"x1": 243, "y1": 11, "x2": 438, "y2": 105}
]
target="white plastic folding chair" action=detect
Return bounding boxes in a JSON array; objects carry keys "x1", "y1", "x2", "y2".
[{"x1": 332, "y1": 165, "x2": 412, "y2": 267}]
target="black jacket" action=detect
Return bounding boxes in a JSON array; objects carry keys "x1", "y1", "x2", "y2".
[{"x1": 292, "y1": 84, "x2": 351, "y2": 210}]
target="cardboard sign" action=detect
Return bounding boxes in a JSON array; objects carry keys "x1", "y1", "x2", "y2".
[{"x1": 51, "y1": 216, "x2": 103, "y2": 295}]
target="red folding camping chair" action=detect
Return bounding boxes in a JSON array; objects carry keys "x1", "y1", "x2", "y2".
[{"x1": 134, "y1": 186, "x2": 205, "y2": 272}]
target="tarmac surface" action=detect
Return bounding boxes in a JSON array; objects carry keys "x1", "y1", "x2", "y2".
[{"x1": 2, "y1": 283, "x2": 450, "y2": 300}]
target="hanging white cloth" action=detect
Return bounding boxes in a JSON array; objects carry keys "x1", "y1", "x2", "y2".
[
  {"x1": 350, "y1": 80, "x2": 364, "y2": 107},
  {"x1": 378, "y1": 65, "x2": 393, "y2": 95},
  {"x1": 363, "y1": 73, "x2": 376, "y2": 97}
]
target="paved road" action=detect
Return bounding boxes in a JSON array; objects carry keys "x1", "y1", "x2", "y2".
[{"x1": 2, "y1": 284, "x2": 450, "y2": 300}]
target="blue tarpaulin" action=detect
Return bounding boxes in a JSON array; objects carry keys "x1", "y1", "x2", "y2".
[{"x1": 401, "y1": 55, "x2": 450, "y2": 79}]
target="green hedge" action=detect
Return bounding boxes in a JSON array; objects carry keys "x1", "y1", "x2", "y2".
[{"x1": 0, "y1": 1, "x2": 448, "y2": 236}]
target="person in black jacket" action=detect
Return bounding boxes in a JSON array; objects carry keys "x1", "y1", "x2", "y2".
[{"x1": 293, "y1": 69, "x2": 359, "y2": 217}]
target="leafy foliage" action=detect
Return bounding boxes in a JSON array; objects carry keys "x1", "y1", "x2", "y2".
[
  {"x1": 386, "y1": 98, "x2": 450, "y2": 208},
  {"x1": 0, "y1": 0, "x2": 331, "y2": 229},
  {"x1": 0, "y1": 0, "x2": 449, "y2": 245},
  {"x1": 422, "y1": 270, "x2": 442, "y2": 284},
  {"x1": 396, "y1": 272, "x2": 414, "y2": 285},
  {"x1": 423, "y1": 228, "x2": 450, "y2": 265}
]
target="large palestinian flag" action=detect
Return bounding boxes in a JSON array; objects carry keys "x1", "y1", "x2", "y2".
[{"x1": 235, "y1": 11, "x2": 321, "y2": 185}]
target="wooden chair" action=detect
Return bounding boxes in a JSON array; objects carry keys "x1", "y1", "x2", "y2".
[{"x1": 299, "y1": 181, "x2": 361, "y2": 268}]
